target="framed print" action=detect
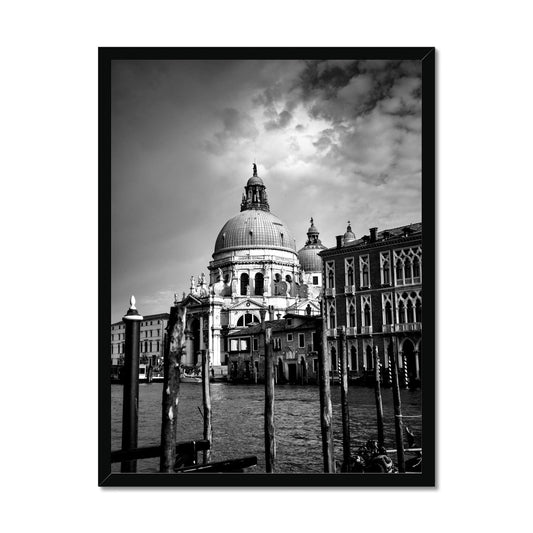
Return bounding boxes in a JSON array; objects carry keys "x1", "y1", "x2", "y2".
[{"x1": 99, "y1": 47, "x2": 435, "y2": 487}]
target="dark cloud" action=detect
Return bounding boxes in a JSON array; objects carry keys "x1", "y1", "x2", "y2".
[
  {"x1": 202, "y1": 107, "x2": 259, "y2": 154},
  {"x1": 296, "y1": 59, "x2": 421, "y2": 121}
]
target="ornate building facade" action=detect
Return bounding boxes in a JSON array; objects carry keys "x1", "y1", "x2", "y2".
[
  {"x1": 319, "y1": 222, "x2": 422, "y2": 387},
  {"x1": 178, "y1": 165, "x2": 324, "y2": 372}
]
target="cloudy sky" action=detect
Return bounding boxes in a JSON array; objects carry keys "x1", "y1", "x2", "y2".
[{"x1": 111, "y1": 59, "x2": 422, "y2": 322}]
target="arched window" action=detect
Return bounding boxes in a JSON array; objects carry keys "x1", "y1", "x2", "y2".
[
  {"x1": 350, "y1": 346, "x2": 357, "y2": 370},
  {"x1": 347, "y1": 266, "x2": 354, "y2": 286},
  {"x1": 349, "y1": 306, "x2": 356, "y2": 327},
  {"x1": 404, "y1": 258, "x2": 412, "y2": 282},
  {"x1": 396, "y1": 260, "x2": 404, "y2": 283},
  {"x1": 364, "y1": 303, "x2": 371, "y2": 326},
  {"x1": 415, "y1": 298, "x2": 422, "y2": 322},
  {"x1": 366, "y1": 345, "x2": 374, "y2": 371},
  {"x1": 413, "y1": 257, "x2": 420, "y2": 279},
  {"x1": 240, "y1": 273, "x2": 249, "y2": 295},
  {"x1": 385, "y1": 301, "x2": 393, "y2": 325},
  {"x1": 329, "y1": 306, "x2": 336, "y2": 329},
  {"x1": 237, "y1": 313, "x2": 259, "y2": 327},
  {"x1": 398, "y1": 300, "x2": 405, "y2": 323},
  {"x1": 407, "y1": 300, "x2": 414, "y2": 323},
  {"x1": 362, "y1": 265, "x2": 369, "y2": 287},
  {"x1": 383, "y1": 260, "x2": 390, "y2": 284},
  {"x1": 254, "y1": 273, "x2": 264, "y2": 295}
]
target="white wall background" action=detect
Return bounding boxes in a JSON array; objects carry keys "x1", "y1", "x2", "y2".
[{"x1": 1, "y1": 2, "x2": 531, "y2": 532}]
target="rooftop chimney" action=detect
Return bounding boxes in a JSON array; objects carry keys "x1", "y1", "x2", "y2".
[
  {"x1": 370, "y1": 227, "x2": 378, "y2": 242},
  {"x1": 336, "y1": 235, "x2": 343, "y2": 249}
]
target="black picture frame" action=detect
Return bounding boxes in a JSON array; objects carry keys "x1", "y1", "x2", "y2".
[{"x1": 99, "y1": 47, "x2": 435, "y2": 487}]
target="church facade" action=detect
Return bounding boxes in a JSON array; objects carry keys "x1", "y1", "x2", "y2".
[{"x1": 177, "y1": 165, "x2": 324, "y2": 373}]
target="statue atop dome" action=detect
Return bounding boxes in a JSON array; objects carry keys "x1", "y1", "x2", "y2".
[{"x1": 253, "y1": 163, "x2": 257, "y2": 176}]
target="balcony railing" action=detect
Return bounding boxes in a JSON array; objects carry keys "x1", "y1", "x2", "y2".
[
  {"x1": 325, "y1": 287, "x2": 335, "y2": 297},
  {"x1": 344, "y1": 285, "x2": 355, "y2": 295},
  {"x1": 396, "y1": 276, "x2": 421, "y2": 287},
  {"x1": 394, "y1": 322, "x2": 422, "y2": 332},
  {"x1": 382, "y1": 324, "x2": 394, "y2": 333},
  {"x1": 326, "y1": 328, "x2": 336, "y2": 337},
  {"x1": 346, "y1": 327, "x2": 357, "y2": 336},
  {"x1": 360, "y1": 326, "x2": 373, "y2": 335}
]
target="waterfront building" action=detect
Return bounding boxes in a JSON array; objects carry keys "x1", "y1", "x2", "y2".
[
  {"x1": 177, "y1": 164, "x2": 323, "y2": 373},
  {"x1": 319, "y1": 222, "x2": 422, "y2": 387},
  {"x1": 110, "y1": 312, "x2": 169, "y2": 368},
  {"x1": 226, "y1": 313, "x2": 322, "y2": 384}
]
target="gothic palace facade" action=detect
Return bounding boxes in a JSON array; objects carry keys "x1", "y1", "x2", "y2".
[{"x1": 319, "y1": 222, "x2": 422, "y2": 387}]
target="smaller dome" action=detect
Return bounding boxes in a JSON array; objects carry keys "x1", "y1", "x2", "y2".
[
  {"x1": 344, "y1": 221, "x2": 356, "y2": 244},
  {"x1": 298, "y1": 246, "x2": 325, "y2": 272},
  {"x1": 247, "y1": 175, "x2": 264, "y2": 187}
]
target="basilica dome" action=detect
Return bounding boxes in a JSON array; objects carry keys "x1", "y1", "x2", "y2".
[{"x1": 214, "y1": 210, "x2": 297, "y2": 255}]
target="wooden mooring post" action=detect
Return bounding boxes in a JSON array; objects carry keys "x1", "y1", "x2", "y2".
[
  {"x1": 318, "y1": 308, "x2": 335, "y2": 472},
  {"x1": 160, "y1": 303, "x2": 186, "y2": 472},
  {"x1": 373, "y1": 345, "x2": 385, "y2": 447},
  {"x1": 391, "y1": 338, "x2": 406, "y2": 472},
  {"x1": 121, "y1": 295, "x2": 143, "y2": 473},
  {"x1": 201, "y1": 349, "x2": 212, "y2": 465},
  {"x1": 338, "y1": 326, "x2": 351, "y2": 471},
  {"x1": 263, "y1": 314, "x2": 276, "y2": 473}
]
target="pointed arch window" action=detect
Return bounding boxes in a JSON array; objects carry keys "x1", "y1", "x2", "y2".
[
  {"x1": 415, "y1": 298, "x2": 422, "y2": 322},
  {"x1": 345, "y1": 258, "x2": 354, "y2": 286},
  {"x1": 398, "y1": 300, "x2": 406, "y2": 324},
  {"x1": 366, "y1": 345, "x2": 374, "y2": 371},
  {"x1": 349, "y1": 305, "x2": 356, "y2": 327},
  {"x1": 406, "y1": 300, "x2": 414, "y2": 323},
  {"x1": 404, "y1": 258, "x2": 412, "y2": 284},
  {"x1": 413, "y1": 257, "x2": 420, "y2": 279},
  {"x1": 385, "y1": 301, "x2": 393, "y2": 325},
  {"x1": 364, "y1": 303, "x2": 371, "y2": 326},
  {"x1": 329, "y1": 305, "x2": 336, "y2": 329},
  {"x1": 359, "y1": 255, "x2": 370, "y2": 287},
  {"x1": 396, "y1": 260, "x2": 404, "y2": 285},
  {"x1": 350, "y1": 346, "x2": 357, "y2": 371}
]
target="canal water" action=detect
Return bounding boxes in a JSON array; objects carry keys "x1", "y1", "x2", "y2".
[{"x1": 111, "y1": 383, "x2": 422, "y2": 473}]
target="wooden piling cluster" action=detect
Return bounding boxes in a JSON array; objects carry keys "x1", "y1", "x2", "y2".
[{"x1": 117, "y1": 294, "x2": 412, "y2": 475}]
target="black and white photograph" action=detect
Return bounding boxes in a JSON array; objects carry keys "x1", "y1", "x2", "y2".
[
  {"x1": 8, "y1": 0, "x2": 533, "y2": 530},
  {"x1": 100, "y1": 48, "x2": 435, "y2": 486}
]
